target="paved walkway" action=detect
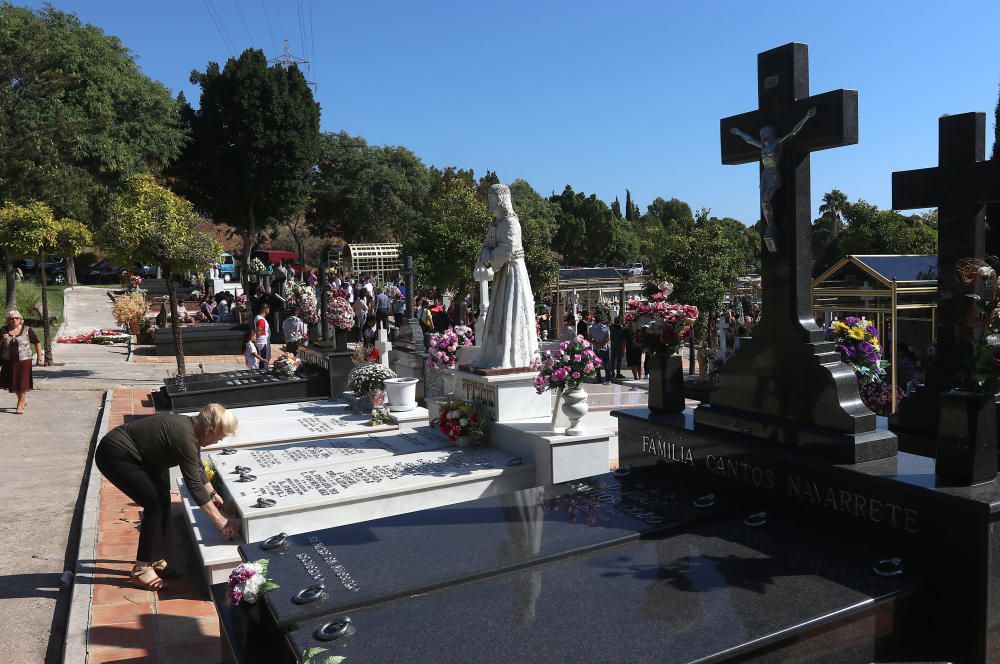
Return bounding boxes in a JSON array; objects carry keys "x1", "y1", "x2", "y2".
[{"x1": 84, "y1": 387, "x2": 220, "y2": 664}]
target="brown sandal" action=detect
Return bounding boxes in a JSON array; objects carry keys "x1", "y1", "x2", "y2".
[
  {"x1": 152, "y1": 559, "x2": 180, "y2": 579},
  {"x1": 130, "y1": 565, "x2": 167, "y2": 591}
]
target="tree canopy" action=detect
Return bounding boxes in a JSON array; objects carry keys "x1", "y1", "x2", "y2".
[
  {"x1": 175, "y1": 48, "x2": 320, "y2": 265},
  {"x1": 307, "y1": 131, "x2": 429, "y2": 243},
  {"x1": 509, "y1": 179, "x2": 559, "y2": 293}
]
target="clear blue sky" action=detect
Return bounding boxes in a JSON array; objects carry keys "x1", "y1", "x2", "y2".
[{"x1": 25, "y1": 0, "x2": 1000, "y2": 224}]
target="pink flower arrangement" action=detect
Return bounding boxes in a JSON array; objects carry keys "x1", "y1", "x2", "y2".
[
  {"x1": 227, "y1": 559, "x2": 278, "y2": 607},
  {"x1": 286, "y1": 284, "x2": 318, "y2": 324},
  {"x1": 384, "y1": 285, "x2": 402, "y2": 299},
  {"x1": 325, "y1": 296, "x2": 355, "y2": 330},
  {"x1": 533, "y1": 335, "x2": 601, "y2": 394},
  {"x1": 632, "y1": 303, "x2": 699, "y2": 355},
  {"x1": 425, "y1": 326, "x2": 475, "y2": 370},
  {"x1": 129, "y1": 274, "x2": 143, "y2": 288}
]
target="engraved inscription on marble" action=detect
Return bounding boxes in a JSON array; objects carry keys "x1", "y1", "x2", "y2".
[
  {"x1": 296, "y1": 415, "x2": 352, "y2": 433},
  {"x1": 641, "y1": 434, "x2": 694, "y2": 465}
]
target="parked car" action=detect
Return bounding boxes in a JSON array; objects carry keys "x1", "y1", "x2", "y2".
[
  {"x1": 219, "y1": 252, "x2": 237, "y2": 282},
  {"x1": 625, "y1": 262, "x2": 645, "y2": 276},
  {"x1": 84, "y1": 261, "x2": 125, "y2": 283},
  {"x1": 133, "y1": 263, "x2": 158, "y2": 279}
]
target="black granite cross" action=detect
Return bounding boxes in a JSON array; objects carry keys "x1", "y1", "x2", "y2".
[
  {"x1": 720, "y1": 42, "x2": 858, "y2": 343},
  {"x1": 892, "y1": 112, "x2": 1000, "y2": 390}
]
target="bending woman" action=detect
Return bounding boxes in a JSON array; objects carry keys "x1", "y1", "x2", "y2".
[{"x1": 95, "y1": 403, "x2": 240, "y2": 590}]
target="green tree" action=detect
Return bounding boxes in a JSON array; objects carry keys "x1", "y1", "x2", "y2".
[
  {"x1": 0, "y1": 201, "x2": 92, "y2": 363},
  {"x1": 818, "y1": 189, "x2": 849, "y2": 240},
  {"x1": 509, "y1": 179, "x2": 559, "y2": 294},
  {"x1": 611, "y1": 197, "x2": 622, "y2": 219},
  {"x1": 308, "y1": 132, "x2": 430, "y2": 243},
  {"x1": 404, "y1": 178, "x2": 491, "y2": 297},
  {"x1": 625, "y1": 190, "x2": 634, "y2": 221},
  {"x1": 549, "y1": 185, "x2": 637, "y2": 266},
  {"x1": 99, "y1": 176, "x2": 221, "y2": 376},
  {"x1": 644, "y1": 197, "x2": 694, "y2": 232},
  {"x1": 648, "y1": 222, "x2": 744, "y2": 349},
  {"x1": 176, "y1": 49, "x2": 320, "y2": 278},
  {"x1": 0, "y1": 3, "x2": 186, "y2": 303},
  {"x1": 838, "y1": 200, "x2": 938, "y2": 256},
  {"x1": 709, "y1": 215, "x2": 760, "y2": 272}
]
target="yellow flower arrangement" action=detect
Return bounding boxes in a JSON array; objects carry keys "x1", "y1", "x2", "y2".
[{"x1": 203, "y1": 459, "x2": 217, "y2": 482}]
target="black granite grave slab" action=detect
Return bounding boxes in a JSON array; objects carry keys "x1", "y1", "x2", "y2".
[
  {"x1": 156, "y1": 366, "x2": 330, "y2": 411},
  {"x1": 296, "y1": 345, "x2": 355, "y2": 399},
  {"x1": 154, "y1": 323, "x2": 246, "y2": 356},
  {"x1": 285, "y1": 511, "x2": 927, "y2": 664},
  {"x1": 164, "y1": 369, "x2": 262, "y2": 387},
  {"x1": 614, "y1": 407, "x2": 1000, "y2": 662},
  {"x1": 238, "y1": 471, "x2": 732, "y2": 629}
]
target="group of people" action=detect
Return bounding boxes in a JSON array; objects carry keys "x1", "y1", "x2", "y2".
[
  {"x1": 416, "y1": 295, "x2": 475, "y2": 349},
  {"x1": 561, "y1": 312, "x2": 643, "y2": 382}
]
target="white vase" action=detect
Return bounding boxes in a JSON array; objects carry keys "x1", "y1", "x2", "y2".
[
  {"x1": 443, "y1": 370, "x2": 460, "y2": 396},
  {"x1": 551, "y1": 387, "x2": 570, "y2": 433},
  {"x1": 561, "y1": 386, "x2": 589, "y2": 436},
  {"x1": 384, "y1": 377, "x2": 418, "y2": 412}
]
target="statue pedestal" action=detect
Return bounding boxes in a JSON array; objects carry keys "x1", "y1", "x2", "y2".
[{"x1": 456, "y1": 368, "x2": 549, "y2": 423}]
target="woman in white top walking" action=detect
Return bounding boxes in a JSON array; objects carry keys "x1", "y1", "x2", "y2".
[{"x1": 253, "y1": 303, "x2": 271, "y2": 367}]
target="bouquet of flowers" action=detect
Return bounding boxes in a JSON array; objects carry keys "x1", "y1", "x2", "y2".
[
  {"x1": 827, "y1": 316, "x2": 901, "y2": 415},
  {"x1": 228, "y1": 559, "x2": 279, "y2": 608},
  {"x1": 383, "y1": 284, "x2": 402, "y2": 299},
  {"x1": 425, "y1": 325, "x2": 475, "y2": 370},
  {"x1": 286, "y1": 329, "x2": 305, "y2": 344},
  {"x1": 435, "y1": 399, "x2": 488, "y2": 445},
  {"x1": 129, "y1": 274, "x2": 143, "y2": 289},
  {"x1": 287, "y1": 283, "x2": 318, "y2": 324},
  {"x1": 58, "y1": 329, "x2": 131, "y2": 344},
  {"x1": 594, "y1": 299, "x2": 614, "y2": 324},
  {"x1": 326, "y1": 296, "x2": 356, "y2": 330},
  {"x1": 235, "y1": 293, "x2": 248, "y2": 312},
  {"x1": 532, "y1": 335, "x2": 601, "y2": 394},
  {"x1": 535, "y1": 312, "x2": 551, "y2": 337},
  {"x1": 348, "y1": 363, "x2": 397, "y2": 395},
  {"x1": 188, "y1": 289, "x2": 201, "y2": 300},
  {"x1": 248, "y1": 257, "x2": 267, "y2": 274},
  {"x1": 271, "y1": 353, "x2": 301, "y2": 377},
  {"x1": 828, "y1": 317, "x2": 888, "y2": 386},
  {"x1": 954, "y1": 257, "x2": 1000, "y2": 394},
  {"x1": 203, "y1": 460, "x2": 217, "y2": 483},
  {"x1": 630, "y1": 305, "x2": 699, "y2": 357}
]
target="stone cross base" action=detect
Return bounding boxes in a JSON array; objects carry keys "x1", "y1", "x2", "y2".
[
  {"x1": 457, "y1": 369, "x2": 550, "y2": 423},
  {"x1": 695, "y1": 337, "x2": 898, "y2": 463}
]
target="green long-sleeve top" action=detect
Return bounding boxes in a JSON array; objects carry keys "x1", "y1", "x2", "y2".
[{"x1": 102, "y1": 413, "x2": 212, "y2": 505}]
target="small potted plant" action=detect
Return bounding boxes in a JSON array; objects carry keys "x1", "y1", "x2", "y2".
[
  {"x1": 934, "y1": 258, "x2": 1000, "y2": 485},
  {"x1": 348, "y1": 363, "x2": 397, "y2": 410},
  {"x1": 112, "y1": 290, "x2": 150, "y2": 335},
  {"x1": 383, "y1": 376, "x2": 419, "y2": 412},
  {"x1": 533, "y1": 335, "x2": 601, "y2": 435},
  {"x1": 625, "y1": 282, "x2": 698, "y2": 413},
  {"x1": 271, "y1": 353, "x2": 301, "y2": 378},
  {"x1": 434, "y1": 399, "x2": 489, "y2": 447}
]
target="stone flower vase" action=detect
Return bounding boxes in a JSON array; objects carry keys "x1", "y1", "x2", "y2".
[
  {"x1": 442, "y1": 369, "x2": 460, "y2": 396},
  {"x1": 561, "y1": 385, "x2": 589, "y2": 436},
  {"x1": 935, "y1": 390, "x2": 998, "y2": 485},
  {"x1": 551, "y1": 387, "x2": 570, "y2": 433},
  {"x1": 648, "y1": 352, "x2": 685, "y2": 414},
  {"x1": 384, "y1": 377, "x2": 418, "y2": 412},
  {"x1": 335, "y1": 328, "x2": 348, "y2": 351}
]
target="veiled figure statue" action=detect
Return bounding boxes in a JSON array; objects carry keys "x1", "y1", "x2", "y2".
[{"x1": 473, "y1": 184, "x2": 539, "y2": 369}]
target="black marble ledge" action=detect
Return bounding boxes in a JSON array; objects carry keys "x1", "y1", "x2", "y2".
[
  {"x1": 614, "y1": 407, "x2": 1000, "y2": 516},
  {"x1": 238, "y1": 472, "x2": 738, "y2": 630},
  {"x1": 285, "y1": 512, "x2": 927, "y2": 664}
]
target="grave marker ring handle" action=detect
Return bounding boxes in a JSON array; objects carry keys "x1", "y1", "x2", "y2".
[
  {"x1": 873, "y1": 557, "x2": 903, "y2": 577},
  {"x1": 255, "y1": 497, "x2": 276, "y2": 508},
  {"x1": 293, "y1": 583, "x2": 326, "y2": 605},
  {"x1": 315, "y1": 616, "x2": 353, "y2": 641},
  {"x1": 743, "y1": 511, "x2": 768, "y2": 528},
  {"x1": 239, "y1": 473, "x2": 257, "y2": 482},
  {"x1": 219, "y1": 448, "x2": 237, "y2": 455},
  {"x1": 261, "y1": 532, "x2": 288, "y2": 550},
  {"x1": 693, "y1": 493, "x2": 717, "y2": 509},
  {"x1": 233, "y1": 465, "x2": 251, "y2": 474}
]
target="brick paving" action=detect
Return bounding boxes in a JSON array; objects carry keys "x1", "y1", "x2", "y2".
[{"x1": 86, "y1": 386, "x2": 222, "y2": 664}]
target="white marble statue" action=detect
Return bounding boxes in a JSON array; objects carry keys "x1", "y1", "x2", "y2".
[{"x1": 473, "y1": 184, "x2": 539, "y2": 369}]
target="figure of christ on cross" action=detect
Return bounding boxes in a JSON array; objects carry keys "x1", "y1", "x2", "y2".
[{"x1": 729, "y1": 107, "x2": 816, "y2": 253}]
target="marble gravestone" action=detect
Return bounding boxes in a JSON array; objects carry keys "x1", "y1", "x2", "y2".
[
  {"x1": 237, "y1": 472, "x2": 728, "y2": 629},
  {"x1": 156, "y1": 365, "x2": 330, "y2": 411},
  {"x1": 694, "y1": 42, "x2": 897, "y2": 463},
  {"x1": 283, "y1": 511, "x2": 924, "y2": 664},
  {"x1": 889, "y1": 112, "x2": 1000, "y2": 454},
  {"x1": 191, "y1": 399, "x2": 426, "y2": 451}
]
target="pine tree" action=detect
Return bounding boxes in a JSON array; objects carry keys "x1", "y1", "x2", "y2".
[
  {"x1": 625, "y1": 189, "x2": 633, "y2": 221},
  {"x1": 611, "y1": 197, "x2": 622, "y2": 219}
]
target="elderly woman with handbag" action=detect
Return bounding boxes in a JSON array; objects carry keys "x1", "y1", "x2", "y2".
[{"x1": 1, "y1": 309, "x2": 43, "y2": 414}]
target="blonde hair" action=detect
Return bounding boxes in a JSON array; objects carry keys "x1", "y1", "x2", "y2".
[
  {"x1": 5, "y1": 309, "x2": 22, "y2": 321},
  {"x1": 194, "y1": 403, "x2": 238, "y2": 437}
]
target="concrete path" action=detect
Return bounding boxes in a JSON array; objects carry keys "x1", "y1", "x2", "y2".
[{"x1": 0, "y1": 390, "x2": 104, "y2": 664}]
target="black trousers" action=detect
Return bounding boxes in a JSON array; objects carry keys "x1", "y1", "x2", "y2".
[{"x1": 95, "y1": 440, "x2": 171, "y2": 564}]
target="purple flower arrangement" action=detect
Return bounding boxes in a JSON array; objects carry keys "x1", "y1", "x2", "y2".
[
  {"x1": 227, "y1": 559, "x2": 278, "y2": 606},
  {"x1": 827, "y1": 316, "x2": 896, "y2": 414},
  {"x1": 533, "y1": 335, "x2": 601, "y2": 394}
]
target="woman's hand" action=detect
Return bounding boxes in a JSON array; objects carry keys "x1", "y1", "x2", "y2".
[
  {"x1": 220, "y1": 519, "x2": 241, "y2": 539},
  {"x1": 212, "y1": 492, "x2": 225, "y2": 509}
]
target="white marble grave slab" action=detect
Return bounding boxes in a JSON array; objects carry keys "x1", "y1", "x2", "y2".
[
  {"x1": 201, "y1": 401, "x2": 388, "y2": 450},
  {"x1": 228, "y1": 446, "x2": 534, "y2": 542},
  {"x1": 178, "y1": 479, "x2": 243, "y2": 585},
  {"x1": 209, "y1": 427, "x2": 449, "y2": 475}
]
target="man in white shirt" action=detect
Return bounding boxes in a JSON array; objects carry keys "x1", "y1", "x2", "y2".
[
  {"x1": 281, "y1": 307, "x2": 308, "y2": 346},
  {"x1": 345, "y1": 280, "x2": 354, "y2": 303},
  {"x1": 588, "y1": 318, "x2": 611, "y2": 384},
  {"x1": 364, "y1": 278, "x2": 374, "y2": 299}
]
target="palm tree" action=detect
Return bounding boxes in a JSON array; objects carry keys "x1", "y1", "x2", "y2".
[{"x1": 819, "y1": 189, "x2": 849, "y2": 240}]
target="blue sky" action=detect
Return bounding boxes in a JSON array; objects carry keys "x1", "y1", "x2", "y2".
[{"x1": 25, "y1": 0, "x2": 1000, "y2": 224}]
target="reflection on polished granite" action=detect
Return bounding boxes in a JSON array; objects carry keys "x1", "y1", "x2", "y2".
[{"x1": 288, "y1": 511, "x2": 922, "y2": 663}]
